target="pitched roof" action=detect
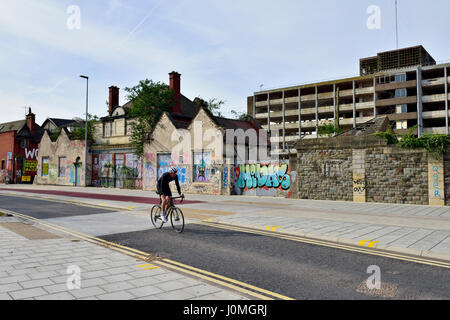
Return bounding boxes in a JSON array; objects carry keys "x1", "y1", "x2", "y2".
[
  {"x1": 339, "y1": 116, "x2": 390, "y2": 137},
  {"x1": 45, "y1": 118, "x2": 80, "y2": 128},
  {"x1": 212, "y1": 116, "x2": 256, "y2": 131},
  {"x1": 0, "y1": 120, "x2": 27, "y2": 133}
]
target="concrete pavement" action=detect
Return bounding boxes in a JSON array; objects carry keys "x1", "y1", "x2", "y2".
[
  {"x1": 1, "y1": 184, "x2": 450, "y2": 263},
  {"x1": 0, "y1": 215, "x2": 248, "y2": 300}
]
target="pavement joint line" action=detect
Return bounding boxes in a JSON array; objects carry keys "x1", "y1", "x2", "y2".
[
  {"x1": 0, "y1": 208, "x2": 280, "y2": 300},
  {"x1": 199, "y1": 221, "x2": 450, "y2": 269},
  {"x1": 0, "y1": 192, "x2": 126, "y2": 212}
]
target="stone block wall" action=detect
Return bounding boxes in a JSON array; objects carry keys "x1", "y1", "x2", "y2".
[
  {"x1": 365, "y1": 147, "x2": 428, "y2": 205},
  {"x1": 295, "y1": 135, "x2": 446, "y2": 206},
  {"x1": 297, "y1": 148, "x2": 353, "y2": 201}
]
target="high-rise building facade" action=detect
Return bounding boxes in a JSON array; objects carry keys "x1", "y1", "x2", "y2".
[{"x1": 247, "y1": 46, "x2": 450, "y2": 155}]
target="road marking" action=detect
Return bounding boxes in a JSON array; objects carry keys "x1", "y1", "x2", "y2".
[
  {"x1": 1, "y1": 208, "x2": 285, "y2": 300},
  {"x1": 97, "y1": 203, "x2": 105, "y2": 206},
  {"x1": 359, "y1": 240, "x2": 380, "y2": 248},
  {"x1": 198, "y1": 221, "x2": 450, "y2": 270},
  {"x1": 137, "y1": 263, "x2": 160, "y2": 270},
  {"x1": 126, "y1": 206, "x2": 136, "y2": 210},
  {"x1": 266, "y1": 226, "x2": 282, "y2": 232},
  {"x1": 160, "y1": 259, "x2": 294, "y2": 300}
]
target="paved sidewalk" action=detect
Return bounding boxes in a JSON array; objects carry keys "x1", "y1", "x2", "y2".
[
  {"x1": 2, "y1": 184, "x2": 450, "y2": 262},
  {"x1": 0, "y1": 217, "x2": 247, "y2": 300}
]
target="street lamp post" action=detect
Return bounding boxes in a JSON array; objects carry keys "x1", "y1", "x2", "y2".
[{"x1": 80, "y1": 75, "x2": 89, "y2": 187}]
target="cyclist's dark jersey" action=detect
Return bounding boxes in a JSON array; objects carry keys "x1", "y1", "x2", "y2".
[{"x1": 157, "y1": 172, "x2": 181, "y2": 197}]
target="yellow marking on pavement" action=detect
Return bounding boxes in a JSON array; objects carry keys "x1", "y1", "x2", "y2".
[
  {"x1": 359, "y1": 240, "x2": 380, "y2": 248},
  {"x1": 368, "y1": 241, "x2": 380, "y2": 248},
  {"x1": 137, "y1": 263, "x2": 160, "y2": 270},
  {"x1": 2, "y1": 208, "x2": 284, "y2": 300},
  {"x1": 198, "y1": 221, "x2": 450, "y2": 270},
  {"x1": 126, "y1": 206, "x2": 136, "y2": 210},
  {"x1": 97, "y1": 203, "x2": 105, "y2": 206},
  {"x1": 359, "y1": 240, "x2": 371, "y2": 247},
  {"x1": 266, "y1": 226, "x2": 282, "y2": 232}
]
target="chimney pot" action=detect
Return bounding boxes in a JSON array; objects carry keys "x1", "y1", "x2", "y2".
[
  {"x1": 169, "y1": 72, "x2": 181, "y2": 115},
  {"x1": 109, "y1": 86, "x2": 120, "y2": 116},
  {"x1": 26, "y1": 108, "x2": 36, "y2": 133}
]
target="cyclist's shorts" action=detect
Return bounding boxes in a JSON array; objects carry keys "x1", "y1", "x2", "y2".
[{"x1": 159, "y1": 185, "x2": 172, "y2": 197}]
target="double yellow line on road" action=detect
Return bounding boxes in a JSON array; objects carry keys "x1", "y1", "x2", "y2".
[
  {"x1": 200, "y1": 221, "x2": 450, "y2": 270},
  {"x1": 1, "y1": 208, "x2": 292, "y2": 301}
]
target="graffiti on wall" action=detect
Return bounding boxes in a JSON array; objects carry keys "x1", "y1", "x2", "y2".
[
  {"x1": 236, "y1": 163, "x2": 291, "y2": 191},
  {"x1": 157, "y1": 154, "x2": 187, "y2": 184},
  {"x1": 223, "y1": 167, "x2": 229, "y2": 188}
]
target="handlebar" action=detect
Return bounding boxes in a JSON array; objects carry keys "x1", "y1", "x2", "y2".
[{"x1": 171, "y1": 196, "x2": 185, "y2": 203}]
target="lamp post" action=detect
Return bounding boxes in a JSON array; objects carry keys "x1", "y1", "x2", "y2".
[{"x1": 80, "y1": 75, "x2": 89, "y2": 187}]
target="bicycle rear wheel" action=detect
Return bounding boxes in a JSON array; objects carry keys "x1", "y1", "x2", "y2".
[
  {"x1": 150, "y1": 205, "x2": 164, "y2": 229},
  {"x1": 170, "y1": 207, "x2": 185, "y2": 233}
]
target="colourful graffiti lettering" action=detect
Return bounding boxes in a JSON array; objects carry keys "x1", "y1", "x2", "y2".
[
  {"x1": 237, "y1": 163, "x2": 290, "y2": 191},
  {"x1": 158, "y1": 161, "x2": 187, "y2": 184}
]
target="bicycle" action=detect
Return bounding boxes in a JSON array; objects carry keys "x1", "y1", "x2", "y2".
[{"x1": 150, "y1": 195, "x2": 185, "y2": 233}]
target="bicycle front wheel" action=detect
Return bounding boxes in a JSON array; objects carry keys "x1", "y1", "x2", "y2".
[
  {"x1": 150, "y1": 205, "x2": 164, "y2": 229},
  {"x1": 170, "y1": 207, "x2": 185, "y2": 233}
]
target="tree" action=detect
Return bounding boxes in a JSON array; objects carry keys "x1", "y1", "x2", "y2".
[
  {"x1": 125, "y1": 79, "x2": 174, "y2": 158},
  {"x1": 193, "y1": 97, "x2": 225, "y2": 117},
  {"x1": 231, "y1": 110, "x2": 248, "y2": 121},
  {"x1": 70, "y1": 114, "x2": 98, "y2": 144}
]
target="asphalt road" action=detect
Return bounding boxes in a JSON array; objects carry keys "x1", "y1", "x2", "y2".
[
  {"x1": 101, "y1": 224, "x2": 450, "y2": 300},
  {"x1": 0, "y1": 195, "x2": 112, "y2": 219},
  {"x1": 1, "y1": 194, "x2": 449, "y2": 300}
]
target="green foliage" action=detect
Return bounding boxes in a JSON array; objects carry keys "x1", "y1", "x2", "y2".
[
  {"x1": 193, "y1": 97, "x2": 225, "y2": 117},
  {"x1": 69, "y1": 114, "x2": 98, "y2": 144},
  {"x1": 374, "y1": 125, "x2": 450, "y2": 156},
  {"x1": 374, "y1": 127, "x2": 398, "y2": 145},
  {"x1": 318, "y1": 124, "x2": 343, "y2": 137},
  {"x1": 49, "y1": 128, "x2": 62, "y2": 142},
  {"x1": 125, "y1": 79, "x2": 174, "y2": 158},
  {"x1": 231, "y1": 110, "x2": 248, "y2": 121}
]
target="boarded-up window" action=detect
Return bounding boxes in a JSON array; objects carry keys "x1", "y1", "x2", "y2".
[{"x1": 42, "y1": 158, "x2": 49, "y2": 176}]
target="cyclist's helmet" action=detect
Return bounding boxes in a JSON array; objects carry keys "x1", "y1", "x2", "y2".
[{"x1": 169, "y1": 167, "x2": 178, "y2": 174}]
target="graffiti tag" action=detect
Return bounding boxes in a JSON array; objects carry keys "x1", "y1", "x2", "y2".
[{"x1": 223, "y1": 167, "x2": 229, "y2": 188}]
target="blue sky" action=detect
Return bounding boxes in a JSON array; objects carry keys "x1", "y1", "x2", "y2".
[{"x1": 1, "y1": 0, "x2": 450, "y2": 124}]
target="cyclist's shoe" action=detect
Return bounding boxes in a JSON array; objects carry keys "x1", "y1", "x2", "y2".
[{"x1": 161, "y1": 213, "x2": 168, "y2": 223}]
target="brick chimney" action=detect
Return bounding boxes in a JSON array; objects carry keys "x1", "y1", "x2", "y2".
[
  {"x1": 109, "y1": 86, "x2": 120, "y2": 116},
  {"x1": 169, "y1": 71, "x2": 181, "y2": 115},
  {"x1": 26, "y1": 107, "x2": 35, "y2": 133}
]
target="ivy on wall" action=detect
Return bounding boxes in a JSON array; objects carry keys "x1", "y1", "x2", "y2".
[{"x1": 375, "y1": 125, "x2": 450, "y2": 157}]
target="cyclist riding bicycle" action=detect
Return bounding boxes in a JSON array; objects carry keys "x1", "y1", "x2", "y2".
[{"x1": 157, "y1": 167, "x2": 184, "y2": 223}]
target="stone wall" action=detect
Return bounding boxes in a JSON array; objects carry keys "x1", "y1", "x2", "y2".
[
  {"x1": 297, "y1": 148, "x2": 353, "y2": 202},
  {"x1": 295, "y1": 135, "x2": 445, "y2": 206},
  {"x1": 365, "y1": 147, "x2": 428, "y2": 205}
]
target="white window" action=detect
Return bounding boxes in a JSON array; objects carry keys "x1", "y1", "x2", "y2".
[
  {"x1": 395, "y1": 89, "x2": 407, "y2": 98},
  {"x1": 396, "y1": 105, "x2": 408, "y2": 114},
  {"x1": 395, "y1": 74, "x2": 407, "y2": 82}
]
